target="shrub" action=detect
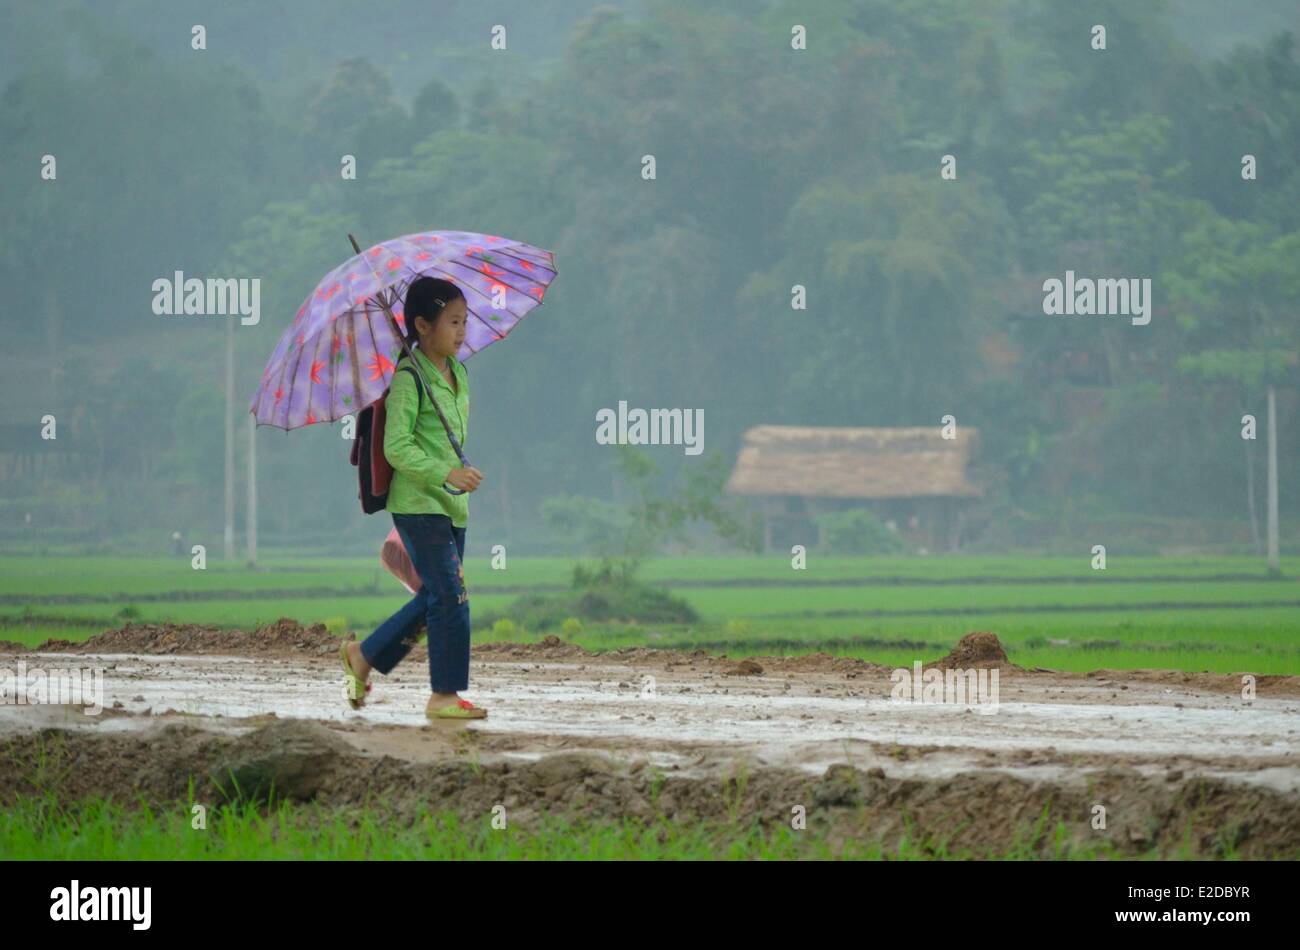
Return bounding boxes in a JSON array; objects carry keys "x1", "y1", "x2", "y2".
[
  {"x1": 503, "y1": 577, "x2": 698, "y2": 631},
  {"x1": 814, "y1": 508, "x2": 907, "y2": 555}
]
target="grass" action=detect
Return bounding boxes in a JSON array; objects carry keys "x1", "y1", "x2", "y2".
[
  {"x1": 2, "y1": 554, "x2": 1297, "y2": 599},
  {"x1": 5, "y1": 580, "x2": 1298, "y2": 632},
  {"x1": 1, "y1": 555, "x2": 1296, "y2": 674},
  {"x1": 0, "y1": 792, "x2": 1193, "y2": 860}
]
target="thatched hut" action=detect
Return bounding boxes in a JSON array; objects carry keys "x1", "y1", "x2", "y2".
[{"x1": 724, "y1": 425, "x2": 981, "y2": 552}]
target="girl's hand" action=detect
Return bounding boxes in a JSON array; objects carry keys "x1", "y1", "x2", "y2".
[{"x1": 446, "y1": 466, "x2": 484, "y2": 492}]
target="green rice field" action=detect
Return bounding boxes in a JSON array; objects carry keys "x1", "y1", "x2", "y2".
[{"x1": 2, "y1": 554, "x2": 1296, "y2": 674}]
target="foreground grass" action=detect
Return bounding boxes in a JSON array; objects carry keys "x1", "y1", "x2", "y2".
[{"x1": 1, "y1": 793, "x2": 1190, "y2": 860}]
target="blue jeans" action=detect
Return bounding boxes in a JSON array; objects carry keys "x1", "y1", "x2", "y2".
[{"x1": 361, "y1": 513, "x2": 470, "y2": 693}]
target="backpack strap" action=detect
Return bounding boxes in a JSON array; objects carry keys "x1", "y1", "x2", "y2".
[
  {"x1": 394, "y1": 352, "x2": 466, "y2": 409},
  {"x1": 394, "y1": 360, "x2": 422, "y2": 409}
]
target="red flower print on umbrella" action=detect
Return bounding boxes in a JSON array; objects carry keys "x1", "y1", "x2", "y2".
[{"x1": 366, "y1": 351, "x2": 395, "y2": 381}]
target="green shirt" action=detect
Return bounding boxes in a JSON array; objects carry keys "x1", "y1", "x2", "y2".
[{"x1": 383, "y1": 346, "x2": 470, "y2": 526}]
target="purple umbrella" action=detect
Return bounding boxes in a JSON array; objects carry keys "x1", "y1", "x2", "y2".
[{"x1": 250, "y1": 229, "x2": 556, "y2": 430}]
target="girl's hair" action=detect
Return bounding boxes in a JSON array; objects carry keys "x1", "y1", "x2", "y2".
[{"x1": 402, "y1": 276, "x2": 464, "y2": 346}]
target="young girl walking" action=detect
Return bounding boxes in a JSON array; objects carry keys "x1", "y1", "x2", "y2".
[{"x1": 340, "y1": 276, "x2": 488, "y2": 719}]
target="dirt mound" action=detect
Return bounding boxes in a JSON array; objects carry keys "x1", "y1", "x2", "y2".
[
  {"x1": 473, "y1": 638, "x2": 891, "y2": 676},
  {"x1": 2, "y1": 721, "x2": 1296, "y2": 858},
  {"x1": 209, "y1": 719, "x2": 355, "y2": 803},
  {"x1": 476, "y1": 638, "x2": 748, "y2": 671},
  {"x1": 1072, "y1": 667, "x2": 1300, "y2": 698},
  {"x1": 475, "y1": 634, "x2": 592, "y2": 661},
  {"x1": 754, "y1": 651, "x2": 887, "y2": 675},
  {"x1": 27, "y1": 618, "x2": 341, "y2": 657},
  {"x1": 18, "y1": 621, "x2": 989, "y2": 681},
  {"x1": 928, "y1": 631, "x2": 1020, "y2": 671}
]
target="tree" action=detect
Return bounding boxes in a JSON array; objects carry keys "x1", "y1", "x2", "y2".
[
  {"x1": 543, "y1": 445, "x2": 760, "y2": 584},
  {"x1": 1168, "y1": 215, "x2": 1300, "y2": 553}
]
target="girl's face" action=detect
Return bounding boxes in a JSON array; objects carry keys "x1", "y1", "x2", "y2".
[{"x1": 416, "y1": 297, "x2": 467, "y2": 358}]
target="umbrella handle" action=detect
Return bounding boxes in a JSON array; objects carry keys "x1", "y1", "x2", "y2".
[
  {"x1": 443, "y1": 475, "x2": 468, "y2": 495},
  {"x1": 443, "y1": 448, "x2": 472, "y2": 495}
]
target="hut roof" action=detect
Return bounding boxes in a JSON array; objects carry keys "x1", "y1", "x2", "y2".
[{"x1": 725, "y1": 425, "x2": 981, "y2": 499}]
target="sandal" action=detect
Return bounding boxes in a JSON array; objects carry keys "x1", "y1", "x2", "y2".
[
  {"x1": 427, "y1": 697, "x2": 488, "y2": 720},
  {"x1": 340, "y1": 641, "x2": 372, "y2": 710}
]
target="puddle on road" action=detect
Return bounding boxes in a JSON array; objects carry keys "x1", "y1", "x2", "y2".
[{"x1": 6, "y1": 652, "x2": 1296, "y2": 786}]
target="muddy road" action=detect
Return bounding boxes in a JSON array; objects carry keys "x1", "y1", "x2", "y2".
[{"x1": 2, "y1": 621, "x2": 1297, "y2": 857}]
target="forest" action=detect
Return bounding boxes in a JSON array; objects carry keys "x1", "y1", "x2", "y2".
[{"x1": 1, "y1": 0, "x2": 1297, "y2": 556}]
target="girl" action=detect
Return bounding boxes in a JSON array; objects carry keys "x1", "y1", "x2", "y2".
[{"x1": 340, "y1": 276, "x2": 488, "y2": 719}]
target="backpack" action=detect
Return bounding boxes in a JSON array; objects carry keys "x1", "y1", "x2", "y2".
[
  {"x1": 350, "y1": 362, "x2": 420, "y2": 514},
  {"x1": 349, "y1": 355, "x2": 468, "y2": 513}
]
